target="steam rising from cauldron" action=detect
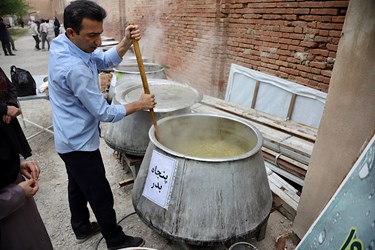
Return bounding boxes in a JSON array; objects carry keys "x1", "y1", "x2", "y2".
[{"x1": 127, "y1": 1, "x2": 221, "y2": 96}]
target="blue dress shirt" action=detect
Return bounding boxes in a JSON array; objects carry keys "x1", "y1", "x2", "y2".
[{"x1": 48, "y1": 34, "x2": 126, "y2": 153}]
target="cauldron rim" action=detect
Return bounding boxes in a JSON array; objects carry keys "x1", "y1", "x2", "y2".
[
  {"x1": 116, "y1": 80, "x2": 203, "y2": 113},
  {"x1": 113, "y1": 63, "x2": 165, "y2": 74},
  {"x1": 148, "y1": 113, "x2": 264, "y2": 162}
]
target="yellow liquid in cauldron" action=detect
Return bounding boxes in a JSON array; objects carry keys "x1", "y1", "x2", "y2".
[{"x1": 172, "y1": 138, "x2": 248, "y2": 158}]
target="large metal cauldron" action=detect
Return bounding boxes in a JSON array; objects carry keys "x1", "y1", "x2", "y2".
[
  {"x1": 132, "y1": 114, "x2": 273, "y2": 246},
  {"x1": 108, "y1": 63, "x2": 166, "y2": 103},
  {"x1": 104, "y1": 80, "x2": 202, "y2": 157}
]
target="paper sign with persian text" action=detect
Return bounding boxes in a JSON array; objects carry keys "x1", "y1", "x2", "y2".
[{"x1": 142, "y1": 150, "x2": 177, "y2": 209}]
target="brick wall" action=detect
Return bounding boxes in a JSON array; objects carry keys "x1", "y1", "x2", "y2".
[
  {"x1": 49, "y1": 0, "x2": 67, "y2": 21},
  {"x1": 57, "y1": 0, "x2": 348, "y2": 98},
  {"x1": 104, "y1": 0, "x2": 348, "y2": 98},
  {"x1": 26, "y1": 0, "x2": 54, "y2": 20}
]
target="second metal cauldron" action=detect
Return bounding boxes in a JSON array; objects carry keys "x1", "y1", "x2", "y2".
[
  {"x1": 108, "y1": 63, "x2": 166, "y2": 103},
  {"x1": 132, "y1": 114, "x2": 273, "y2": 246},
  {"x1": 104, "y1": 80, "x2": 202, "y2": 156}
]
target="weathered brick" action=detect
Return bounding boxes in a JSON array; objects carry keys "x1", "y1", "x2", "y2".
[
  {"x1": 310, "y1": 8, "x2": 339, "y2": 15},
  {"x1": 294, "y1": 27, "x2": 303, "y2": 33},
  {"x1": 276, "y1": 60, "x2": 289, "y2": 67},
  {"x1": 286, "y1": 57, "x2": 300, "y2": 64},
  {"x1": 298, "y1": 2, "x2": 324, "y2": 8},
  {"x1": 340, "y1": 9, "x2": 347, "y2": 15},
  {"x1": 290, "y1": 8, "x2": 310, "y2": 15},
  {"x1": 292, "y1": 76, "x2": 310, "y2": 85},
  {"x1": 329, "y1": 30, "x2": 342, "y2": 37},
  {"x1": 261, "y1": 62, "x2": 279, "y2": 70},
  {"x1": 307, "y1": 22, "x2": 318, "y2": 28},
  {"x1": 326, "y1": 43, "x2": 338, "y2": 51},
  {"x1": 258, "y1": 67, "x2": 279, "y2": 76},
  {"x1": 296, "y1": 64, "x2": 312, "y2": 73},
  {"x1": 308, "y1": 79, "x2": 321, "y2": 87},
  {"x1": 253, "y1": 2, "x2": 278, "y2": 8},
  {"x1": 321, "y1": 70, "x2": 332, "y2": 77},
  {"x1": 329, "y1": 51, "x2": 337, "y2": 58},
  {"x1": 319, "y1": 29, "x2": 329, "y2": 36},
  {"x1": 317, "y1": 83, "x2": 329, "y2": 92},
  {"x1": 291, "y1": 40, "x2": 300, "y2": 45},
  {"x1": 300, "y1": 41, "x2": 318, "y2": 48},
  {"x1": 317, "y1": 22, "x2": 337, "y2": 29},
  {"x1": 299, "y1": 15, "x2": 322, "y2": 22},
  {"x1": 275, "y1": 2, "x2": 298, "y2": 7},
  {"x1": 311, "y1": 49, "x2": 329, "y2": 56},
  {"x1": 314, "y1": 36, "x2": 328, "y2": 43},
  {"x1": 278, "y1": 49, "x2": 291, "y2": 56},
  {"x1": 280, "y1": 26, "x2": 295, "y2": 32},
  {"x1": 332, "y1": 16, "x2": 346, "y2": 23},
  {"x1": 280, "y1": 66, "x2": 299, "y2": 76},
  {"x1": 324, "y1": 1, "x2": 349, "y2": 8},
  {"x1": 303, "y1": 28, "x2": 319, "y2": 35},
  {"x1": 310, "y1": 61, "x2": 327, "y2": 69},
  {"x1": 243, "y1": 14, "x2": 263, "y2": 19},
  {"x1": 277, "y1": 71, "x2": 289, "y2": 79},
  {"x1": 331, "y1": 37, "x2": 341, "y2": 44}
]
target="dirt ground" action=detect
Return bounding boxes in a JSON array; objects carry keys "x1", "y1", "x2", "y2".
[{"x1": 0, "y1": 33, "x2": 298, "y2": 250}]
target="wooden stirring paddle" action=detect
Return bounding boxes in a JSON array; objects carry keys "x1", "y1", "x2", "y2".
[{"x1": 132, "y1": 39, "x2": 160, "y2": 141}]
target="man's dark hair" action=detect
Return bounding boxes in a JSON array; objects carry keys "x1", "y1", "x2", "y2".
[{"x1": 64, "y1": 0, "x2": 107, "y2": 34}]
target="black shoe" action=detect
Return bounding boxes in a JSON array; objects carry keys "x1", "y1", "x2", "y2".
[
  {"x1": 9, "y1": 53, "x2": 15, "y2": 56},
  {"x1": 4, "y1": 54, "x2": 9, "y2": 56},
  {"x1": 107, "y1": 236, "x2": 145, "y2": 250},
  {"x1": 75, "y1": 222, "x2": 101, "y2": 244}
]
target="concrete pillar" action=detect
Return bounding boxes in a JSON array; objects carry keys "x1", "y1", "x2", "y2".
[{"x1": 293, "y1": 0, "x2": 375, "y2": 238}]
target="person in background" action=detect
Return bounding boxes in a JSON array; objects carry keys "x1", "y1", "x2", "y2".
[
  {"x1": 53, "y1": 17, "x2": 60, "y2": 37},
  {"x1": 6, "y1": 23, "x2": 17, "y2": 51},
  {"x1": 0, "y1": 17, "x2": 15, "y2": 56},
  {"x1": 0, "y1": 66, "x2": 30, "y2": 167},
  {"x1": 46, "y1": 19, "x2": 55, "y2": 50},
  {"x1": 0, "y1": 67, "x2": 53, "y2": 250},
  {"x1": 39, "y1": 19, "x2": 48, "y2": 50},
  {"x1": 48, "y1": 1, "x2": 155, "y2": 249},
  {"x1": 30, "y1": 20, "x2": 40, "y2": 50},
  {"x1": 59, "y1": 23, "x2": 65, "y2": 34}
]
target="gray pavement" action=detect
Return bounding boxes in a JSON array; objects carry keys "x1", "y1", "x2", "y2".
[
  {"x1": 0, "y1": 33, "x2": 297, "y2": 250},
  {"x1": 1, "y1": 32, "x2": 49, "y2": 79}
]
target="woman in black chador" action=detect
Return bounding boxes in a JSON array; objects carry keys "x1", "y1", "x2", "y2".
[{"x1": 0, "y1": 67, "x2": 53, "y2": 250}]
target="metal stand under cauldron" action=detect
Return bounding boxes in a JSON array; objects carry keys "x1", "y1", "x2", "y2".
[{"x1": 113, "y1": 151, "x2": 142, "y2": 187}]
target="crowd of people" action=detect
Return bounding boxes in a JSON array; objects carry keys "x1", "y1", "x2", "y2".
[
  {"x1": 0, "y1": 16, "x2": 65, "y2": 56},
  {"x1": 29, "y1": 17, "x2": 64, "y2": 51}
]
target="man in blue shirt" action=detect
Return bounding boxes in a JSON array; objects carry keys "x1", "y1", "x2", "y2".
[{"x1": 48, "y1": 1, "x2": 155, "y2": 249}]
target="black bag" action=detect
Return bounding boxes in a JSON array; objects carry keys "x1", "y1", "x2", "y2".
[{"x1": 10, "y1": 65, "x2": 37, "y2": 97}]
